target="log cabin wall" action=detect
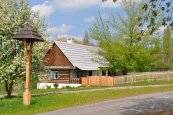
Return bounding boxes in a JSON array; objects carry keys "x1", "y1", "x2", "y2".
[
  {"x1": 47, "y1": 70, "x2": 70, "y2": 83},
  {"x1": 44, "y1": 43, "x2": 74, "y2": 67},
  {"x1": 44, "y1": 43, "x2": 74, "y2": 83}
]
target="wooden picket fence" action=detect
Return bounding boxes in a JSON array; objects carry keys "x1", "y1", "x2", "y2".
[
  {"x1": 81, "y1": 76, "x2": 114, "y2": 86},
  {"x1": 114, "y1": 71, "x2": 173, "y2": 85},
  {"x1": 81, "y1": 71, "x2": 173, "y2": 86}
]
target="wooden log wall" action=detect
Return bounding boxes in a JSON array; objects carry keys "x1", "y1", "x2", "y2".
[
  {"x1": 44, "y1": 43, "x2": 73, "y2": 67},
  {"x1": 47, "y1": 70, "x2": 70, "y2": 83}
]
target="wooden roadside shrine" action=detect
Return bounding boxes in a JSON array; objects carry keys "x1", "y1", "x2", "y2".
[{"x1": 13, "y1": 24, "x2": 44, "y2": 106}]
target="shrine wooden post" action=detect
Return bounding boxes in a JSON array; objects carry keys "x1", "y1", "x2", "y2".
[{"x1": 13, "y1": 24, "x2": 44, "y2": 105}]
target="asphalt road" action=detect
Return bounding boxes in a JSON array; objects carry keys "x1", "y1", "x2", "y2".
[{"x1": 37, "y1": 91, "x2": 173, "y2": 115}]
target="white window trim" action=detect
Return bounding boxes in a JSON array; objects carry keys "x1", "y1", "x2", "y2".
[{"x1": 48, "y1": 71, "x2": 59, "y2": 80}]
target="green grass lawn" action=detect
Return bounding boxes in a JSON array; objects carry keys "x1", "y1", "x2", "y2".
[
  {"x1": 1, "y1": 85, "x2": 173, "y2": 115},
  {"x1": 1, "y1": 81, "x2": 173, "y2": 96},
  {"x1": 16, "y1": 81, "x2": 173, "y2": 95},
  {"x1": 116, "y1": 81, "x2": 173, "y2": 87},
  {"x1": 16, "y1": 86, "x2": 109, "y2": 95},
  {"x1": 0, "y1": 85, "x2": 108, "y2": 95}
]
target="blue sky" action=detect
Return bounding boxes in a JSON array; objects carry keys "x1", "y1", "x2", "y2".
[{"x1": 28, "y1": 0, "x2": 124, "y2": 40}]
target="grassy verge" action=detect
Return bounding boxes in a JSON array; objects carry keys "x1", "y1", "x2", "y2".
[
  {"x1": 16, "y1": 86, "x2": 109, "y2": 95},
  {"x1": 1, "y1": 85, "x2": 173, "y2": 115},
  {"x1": 1, "y1": 81, "x2": 173, "y2": 96},
  {"x1": 116, "y1": 81, "x2": 173, "y2": 87},
  {"x1": 0, "y1": 86, "x2": 108, "y2": 95},
  {"x1": 17, "y1": 81, "x2": 173, "y2": 95}
]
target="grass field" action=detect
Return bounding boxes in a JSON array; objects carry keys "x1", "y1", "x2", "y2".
[
  {"x1": 1, "y1": 81, "x2": 173, "y2": 96},
  {"x1": 116, "y1": 81, "x2": 173, "y2": 86},
  {"x1": 1, "y1": 85, "x2": 173, "y2": 115},
  {"x1": 16, "y1": 86, "x2": 108, "y2": 95}
]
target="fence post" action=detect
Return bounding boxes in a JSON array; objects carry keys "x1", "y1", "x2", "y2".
[
  {"x1": 131, "y1": 74, "x2": 133, "y2": 84},
  {"x1": 100, "y1": 76, "x2": 102, "y2": 86},
  {"x1": 87, "y1": 76, "x2": 89, "y2": 86},
  {"x1": 114, "y1": 77, "x2": 116, "y2": 86},
  {"x1": 147, "y1": 72, "x2": 149, "y2": 82},
  {"x1": 168, "y1": 70, "x2": 170, "y2": 81}
]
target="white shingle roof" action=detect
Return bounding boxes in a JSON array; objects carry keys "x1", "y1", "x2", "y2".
[{"x1": 55, "y1": 41, "x2": 101, "y2": 70}]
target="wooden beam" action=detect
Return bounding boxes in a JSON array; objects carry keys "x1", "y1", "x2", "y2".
[{"x1": 23, "y1": 39, "x2": 33, "y2": 106}]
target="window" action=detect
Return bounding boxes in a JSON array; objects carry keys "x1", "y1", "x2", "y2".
[
  {"x1": 108, "y1": 71, "x2": 116, "y2": 76},
  {"x1": 102, "y1": 71, "x2": 106, "y2": 76},
  {"x1": 89, "y1": 71, "x2": 92, "y2": 76},
  {"x1": 48, "y1": 71, "x2": 59, "y2": 79}
]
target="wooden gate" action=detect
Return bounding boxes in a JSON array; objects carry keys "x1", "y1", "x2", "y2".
[{"x1": 81, "y1": 76, "x2": 114, "y2": 86}]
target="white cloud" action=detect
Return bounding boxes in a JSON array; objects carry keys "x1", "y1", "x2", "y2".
[
  {"x1": 101, "y1": 0, "x2": 142, "y2": 8},
  {"x1": 100, "y1": 0, "x2": 121, "y2": 8},
  {"x1": 84, "y1": 16, "x2": 96, "y2": 23},
  {"x1": 31, "y1": 1, "x2": 54, "y2": 18},
  {"x1": 31, "y1": 0, "x2": 123, "y2": 18},
  {"x1": 54, "y1": 0, "x2": 99, "y2": 11},
  {"x1": 31, "y1": 0, "x2": 142, "y2": 16},
  {"x1": 31, "y1": 0, "x2": 99, "y2": 18},
  {"x1": 47, "y1": 24, "x2": 73, "y2": 37}
]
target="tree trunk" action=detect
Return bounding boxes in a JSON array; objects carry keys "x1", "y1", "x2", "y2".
[{"x1": 4, "y1": 80, "x2": 13, "y2": 98}]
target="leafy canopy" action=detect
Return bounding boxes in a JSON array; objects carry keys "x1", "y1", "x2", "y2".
[
  {"x1": 0, "y1": 0, "x2": 49, "y2": 96},
  {"x1": 91, "y1": 0, "x2": 161, "y2": 74}
]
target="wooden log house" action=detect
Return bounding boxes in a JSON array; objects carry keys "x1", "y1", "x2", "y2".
[{"x1": 44, "y1": 40, "x2": 108, "y2": 84}]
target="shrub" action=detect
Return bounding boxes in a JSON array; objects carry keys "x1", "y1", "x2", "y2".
[
  {"x1": 45, "y1": 85, "x2": 51, "y2": 89},
  {"x1": 53, "y1": 84, "x2": 59, "y2": 89}
]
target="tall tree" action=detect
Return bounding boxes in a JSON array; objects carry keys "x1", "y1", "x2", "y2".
[
  {"x1": 0, "y1": 0, "x2": 48, "y2": 97},
  {"x1": 163, "y1": 26, "x2": 172, "y2": 67},
  {"x1": 83, "y1": 31, "x2": 89, "y2": 45},
  {"x1": 103, "y1": 0, "x2": 173, "y2": 32},
  {"x1": 91, "y1": 0, "x2": 160, "y2": 74}
]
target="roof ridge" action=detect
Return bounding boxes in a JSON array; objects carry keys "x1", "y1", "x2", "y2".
[
  {"x1": 54, "y1": 41, "x2": 102, "y2": 70},
  {"x1": 54, "y1": 41, "x2": 98, "y2": 48}
]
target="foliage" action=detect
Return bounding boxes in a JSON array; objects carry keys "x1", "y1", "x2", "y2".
[
  {"x1": 140, "y1": 0, "x2": 173, "y2": 30},
  {"x1": 91, "y1": 0, "x2": 161, "y2": 74},
  {"x1": 163, "y1": 26, "x2": 172, "y2": 67},
  {"x1": 1, "y1": 85, "x2": 173, "y2": 114},
  {"x1": 83, "y1": 31, "x2": 90, "y2": 45},
  {"x1": 103, "y1": 0, "x2": 173, "y2": 33},
  {"x1": 0, "y1": 0, "x2": 49, "y2": 97}
]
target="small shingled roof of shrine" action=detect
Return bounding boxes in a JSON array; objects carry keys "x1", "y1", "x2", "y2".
[{"x1": 13, "y1": 24, "x2": 44, "y2": 42}]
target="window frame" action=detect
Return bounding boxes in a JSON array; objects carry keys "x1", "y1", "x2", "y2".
[{"x1": 48, "y1": 71, "x2": 59, "y2": 80}]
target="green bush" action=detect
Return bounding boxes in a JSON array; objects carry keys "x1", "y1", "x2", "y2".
[
  {"x1": 45, "y1": 85, "x2": 51, "y2": 89},
  {"x1": 53, "y1": 84, "x2": 59, "y2": 89}
]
